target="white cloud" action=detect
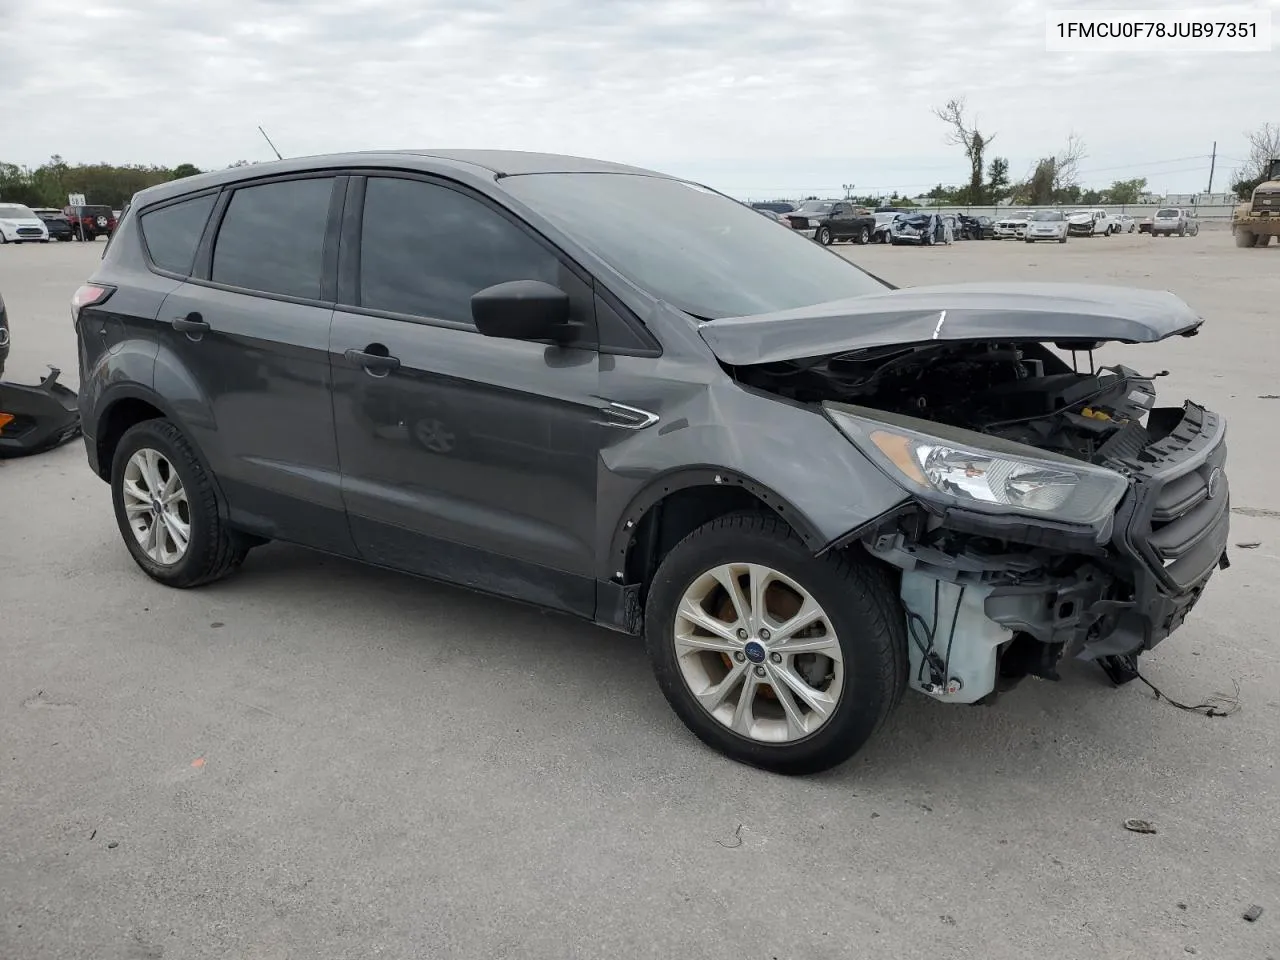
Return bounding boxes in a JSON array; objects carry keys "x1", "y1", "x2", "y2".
[{"x1": 1, "y1": 0, "x2": 1277, "y2": 197}]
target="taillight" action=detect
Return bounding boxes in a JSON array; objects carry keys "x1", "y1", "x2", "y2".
[{"x1": 71, "y1": 283, "x2": 115, "y2": 326}]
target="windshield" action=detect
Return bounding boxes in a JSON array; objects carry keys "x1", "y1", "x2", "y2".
[
  {"x1": 796, "y1": 201, "x2": 835, "y2": 215},
  {"x1": 0, "y1": 204, "x2": 36, "y2": 219},
  {"x1": 1029, "y1": 210, "x2": 1064, "y2": 221},
  {"x1": 1156, "y1": 208, "x2": 1179, "y2": 218},
  {"x1": 503, "y1": 173, "x2": 888, "y2": 318}
]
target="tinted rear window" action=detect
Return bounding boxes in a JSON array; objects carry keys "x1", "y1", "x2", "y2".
[
  {"x1": 211, "y1": 178, "x2": 334, "y2": 299},
  {"x1": 140, "y1": 194, "x2": 216, "y2": 275},
  {"x1": 1156, "y1": 209, "x2": 1179, "y2": 217}
]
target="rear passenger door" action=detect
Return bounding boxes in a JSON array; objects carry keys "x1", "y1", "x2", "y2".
[
  {"x1": 152, "y1": 173, "x2": 355, "y2": 555},
  {"x1": 328, "y1": 173, "x2": 602, "y2": 616}
]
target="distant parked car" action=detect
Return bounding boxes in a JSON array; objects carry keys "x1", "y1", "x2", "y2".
[
  {"x1": 1066, "y1": 208, "x2": 1120, "y2": 237},
  {"x1": 1024, "y1": 209, "x2": 1069, "y2": 243},
  {"x1": 993, "y1": 212, "x2": 1032, "y2": 239},
  {"x1": 889, "y1": 212, "x2": 936, "y2": 245},
  {"x1": 1138, "y1": 215, "x2": 1153, "y2": 234},
  {"x1": 63, "y1": 204, "x2": 117, "y2": 241},
  {"x1": 954, "y1": 214, "x2": 993, "y2": 239},
  {"x1": 0, "y1": 203, "x2": 50, "y2": 243},
  {"x1": 1150, "y1": 207, "x2": 1200, "y2": 237},
  {"x1": 31, "y1": 208, "x2": 74, "y2": 241},
  {"x1": 1115, "y1": 214, "x2": 1137, "y2": 234},
  {"x1": 872, "y1": 211, "x2": 902, "y2": 243},
  {"x1": 785, "y1": 200, "x2": 877, "y2": 245}
]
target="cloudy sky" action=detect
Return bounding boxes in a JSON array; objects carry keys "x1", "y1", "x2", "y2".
[{"x1": 2, "y1": 0, "x2": 1277, "y2": 199}]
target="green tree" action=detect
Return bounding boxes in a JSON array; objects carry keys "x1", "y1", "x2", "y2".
[
  {"x1": 986, "y1": 156, "x2": 1010, "y2": 202},
  {"x1": 170, "y1": 163, "x2": 203, "y2": 180},
  {"x1": 1105, "y1": 177, "x2": 1146, "y2": 204}
]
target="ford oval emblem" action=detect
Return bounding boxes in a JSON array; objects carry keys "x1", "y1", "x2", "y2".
[{"x1": 1206, "y1": 467, "x2": 1223, "y2": 500}]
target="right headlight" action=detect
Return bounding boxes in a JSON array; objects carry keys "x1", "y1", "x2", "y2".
[{"x1": 824, "y1": 403, "x2": 1130, "y2": 529}]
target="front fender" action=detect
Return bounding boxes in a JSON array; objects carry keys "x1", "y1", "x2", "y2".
[{"x1": 596, "y1": 376, "x2": 911, "y2": 580}]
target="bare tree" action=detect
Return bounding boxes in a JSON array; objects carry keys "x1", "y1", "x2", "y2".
[
  {"x1": 1245, "y1": 122, "x2": 1280, "y2": 176},
  {"x1": 1052, "y1": 133, "x2": 1087, "y2": 193},
  {"x1": 932, "y1": 97, "x2": 996, "y2": 203}
]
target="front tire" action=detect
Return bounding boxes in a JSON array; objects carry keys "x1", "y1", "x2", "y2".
[
  {"x1": 111, "y1": 420, "x2": 251, "y2": 588},
  {"x1": 816, "y1": 226, "x2": 832, "y2": 245},
  {"x1": 643, "y1": 513, "x2": 907, "y2": 775}
]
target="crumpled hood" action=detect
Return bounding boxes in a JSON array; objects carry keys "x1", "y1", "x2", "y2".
[
  {"x1": 1067, "y1": 212, "x2": 1096, "y2": 223},
  {"x1": 698, "y1": 281, "x2": 1203, "y2": 365}
]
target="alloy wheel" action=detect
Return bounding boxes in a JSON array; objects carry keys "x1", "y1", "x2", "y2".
[
  {"x1": 672, "y1": 562, "x2": 843, "y2": 743},
  {"x1": 121, "y1": 448, "x2": 191, "y2": 565}
]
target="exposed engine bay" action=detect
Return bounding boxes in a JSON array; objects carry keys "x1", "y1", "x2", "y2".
[
  {"x1": 733, "y1": 339, "x2": 1167, "y2": 463},
  {"x1": 730, "y1": 338, "x2": 1229, "y2": 705}
]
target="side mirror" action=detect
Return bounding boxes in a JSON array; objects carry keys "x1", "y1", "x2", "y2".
[{"x1": 471, "y1": 279, "x2": 573, "y2": 342}]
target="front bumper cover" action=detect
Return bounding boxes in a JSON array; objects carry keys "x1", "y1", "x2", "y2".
[
  {"x1": 862, "y1": 401, "x2": 1229, "y2": 664},
  {"x1": 0, "y1": 366, "x2": 82, "y2": 458}
]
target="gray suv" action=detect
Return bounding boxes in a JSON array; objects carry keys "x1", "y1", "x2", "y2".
[{"x1": 75, "y1": 151, "x2": 1231, "y2": 774}]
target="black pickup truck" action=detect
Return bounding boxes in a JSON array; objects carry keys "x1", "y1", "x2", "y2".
[{"x1": 783, "y1": 200, "x2": 878, "y2": 245}]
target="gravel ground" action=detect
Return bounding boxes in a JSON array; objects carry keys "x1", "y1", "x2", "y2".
[{"x1": 2, "y1": 233, "x2": 1277, "y2": 960}]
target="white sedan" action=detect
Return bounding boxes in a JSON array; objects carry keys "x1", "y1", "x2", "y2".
[
  {"x1": 1024, "y1": 209, "x2": 1069, "y2": 242},
  {"x1": 0, "y1": 203, "x2": 50, "y2": 243}
]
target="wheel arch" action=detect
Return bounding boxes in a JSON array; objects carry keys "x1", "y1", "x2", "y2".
[
  {"x1": 607, "y1": 467, "x2": 827, "y2": 592},
  {"x1": 92, "y1": 384, "x2": 232, "y2": 524}
]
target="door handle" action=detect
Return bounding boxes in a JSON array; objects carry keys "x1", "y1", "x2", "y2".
[
  {"x1": 344, "y1": 346, "x2": 401, "y2": 376},
  {"x1": 172, "y1": 313, "x2": 209, "y2": 334}
]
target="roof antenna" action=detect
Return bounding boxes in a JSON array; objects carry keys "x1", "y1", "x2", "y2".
[{"x1": 258, "y1": 126, "x2": 284, "y2": 160}]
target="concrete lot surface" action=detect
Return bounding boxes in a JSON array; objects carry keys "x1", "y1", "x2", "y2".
[{"x1": 2, "y1": 235, "x2": 1278, "y2": 959}]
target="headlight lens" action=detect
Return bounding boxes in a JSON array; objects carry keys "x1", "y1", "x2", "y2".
[{"x1": 824, "y1": 404, "x2": 1129, "y2": 527}]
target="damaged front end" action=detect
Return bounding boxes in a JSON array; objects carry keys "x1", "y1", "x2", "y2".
[
  {"x1": 711, "y1": 283, "x2": 1230, "y2": 704},
  {"x1": 826, "y1": 392, "x2": 1229, "y2": 704}
]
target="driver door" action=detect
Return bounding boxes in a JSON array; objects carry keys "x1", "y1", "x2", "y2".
[{"x1": 329, "y1": 174, "x2": 604, "y2": 617}]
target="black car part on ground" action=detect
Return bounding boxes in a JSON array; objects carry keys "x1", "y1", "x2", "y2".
[{"x1": 0, "y1": 366, "x2": 82, "y2": 458}]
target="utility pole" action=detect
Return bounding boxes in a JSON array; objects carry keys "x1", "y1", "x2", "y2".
[{"x1": 1206, "y1": 141, "x2": 1217, "y2": 195}]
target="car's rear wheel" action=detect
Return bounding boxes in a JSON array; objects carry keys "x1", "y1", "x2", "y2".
[
  {"x1": 858, "y1": 227, "x2": 870, "y2": 244},
  {"x1": 644, "y1": 513, "x2": 906, "y2": 775},
  {"x1": 111, "y1": 419, "x2": 250, "y2": 588}
]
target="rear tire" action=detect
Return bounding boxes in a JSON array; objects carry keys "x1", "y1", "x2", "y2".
[
  {"x1": 858, "y1": 227, "x2": 870, "y2": 244},
  {"x1": 110, "y1": 419, "x2": 251, "y2": 588},
  {"x1": 643, "y1": 512, "x2": 907, "y2": 775}
]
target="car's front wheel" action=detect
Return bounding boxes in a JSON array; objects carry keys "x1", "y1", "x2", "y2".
[
  {"x1": 111, "y1": 419, "x2": 251, "y2": 587},
  {"x1": 644, "y1": 513, "x2": 907, "y2": 775},
  {"x1": 816, "y1": 226, "x2": 832, "y2": 245}
]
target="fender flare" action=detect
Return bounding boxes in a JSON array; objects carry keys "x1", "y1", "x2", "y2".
[
  {"x1": 605, "y1": 466, "x2": 827, "y2": 580},
  {"x1": 92, "y1": 382, "x2": 232, "y2": 522}
]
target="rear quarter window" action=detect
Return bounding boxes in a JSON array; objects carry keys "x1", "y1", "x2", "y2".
[{"x1": 139, "y1": 194, "x2": 216, "y2": 275}]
